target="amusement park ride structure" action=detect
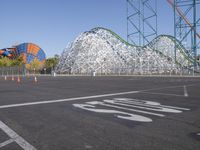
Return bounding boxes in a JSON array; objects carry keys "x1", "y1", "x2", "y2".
[
  {"x1": 56, "y1": 0, "x2": 199, "y2": 75},
  {"x1": 0, "y1": 43, "x2": 46, "y2": 66},
  {"x1": 127, "y1": 0, "x2": 200, "y2": 69},
  {"x1": 1, "y1": 1, "x2": 199, "y2": 75}
]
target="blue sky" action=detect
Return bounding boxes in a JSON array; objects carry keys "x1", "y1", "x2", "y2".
[{"x1": 0, "y1": 0, "x2": 174, "y2": 57}]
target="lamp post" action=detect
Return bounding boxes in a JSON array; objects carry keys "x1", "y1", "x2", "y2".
[
  {"x1": 34, "y1": 68, "x2": 36, "y2": 76},
  {"x1": 44, "y1": 68, "x2": 46, "y2": 76}
]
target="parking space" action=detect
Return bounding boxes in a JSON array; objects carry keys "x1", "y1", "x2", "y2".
[{"x1": 0, "y1": 76, "x2": 200, "y2": 150}]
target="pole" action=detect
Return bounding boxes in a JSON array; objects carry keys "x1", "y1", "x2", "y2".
[
  {"x1": 193, "y1": 0, "x2": 197, "y2": 69},
  {"x1": 174, "y1": 0, "x2": 177, "y2": 63}
]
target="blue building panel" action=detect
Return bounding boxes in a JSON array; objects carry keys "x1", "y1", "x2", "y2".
[
  {"x1": 37, "y1": 49, "x2": 46, "y2": 61},
  {"x1": 1, "y1": 42, "x2": 46, "y2": 66},
  {"x1": 26, "y1": 53, "x2": 35, "y2": 64},
  {"x1": 16, "y1": 43, "x2": 27, "y2": 54}
]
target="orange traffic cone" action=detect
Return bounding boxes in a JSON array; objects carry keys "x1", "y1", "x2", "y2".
[{"x1": 34, "y1": 76, "x2": 38, "y2": 83}]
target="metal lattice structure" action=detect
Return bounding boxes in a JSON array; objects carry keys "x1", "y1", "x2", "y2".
[
  {"x1": 56, "y1": 27, "x2": 194, "y2": 75},
  {"x1": 168, "y1": 0, "x2": 200, "y2": 67},
  {"x1": 127, "y1": 0, "x2": 157, "y2": 46}
]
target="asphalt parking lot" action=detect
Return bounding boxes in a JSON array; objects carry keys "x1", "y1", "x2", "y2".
[{"x1": 0, "y1": 76, "x2": 200, "y2": 150}]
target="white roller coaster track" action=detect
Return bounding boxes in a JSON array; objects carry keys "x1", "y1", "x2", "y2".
[{"x1": 56, "y1": 27, "x2": 198, "y2": 75}]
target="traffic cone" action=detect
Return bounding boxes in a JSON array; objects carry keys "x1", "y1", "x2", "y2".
[
  {"x1": 17, "y1": 76, "x2": 21, "y2": 83},
  {"x1": 34, "y1": 76, "x2": 38, "y2": 83}
]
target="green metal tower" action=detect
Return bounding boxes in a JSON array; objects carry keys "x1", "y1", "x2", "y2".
[
  {"x1": 171, "y1": 0, "x2": 200, "y2": 68},
  {"x1": 127, "y1": 0, "x2": 157, "y2": 46}
]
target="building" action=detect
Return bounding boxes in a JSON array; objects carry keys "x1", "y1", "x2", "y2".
[{"x1": 0, "y1": 43, "x2": 46, "y2": 67}]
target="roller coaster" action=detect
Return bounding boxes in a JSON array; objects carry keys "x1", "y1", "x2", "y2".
[{"x1": 56, "y1": 27, "x2": 198, "y2": 75}]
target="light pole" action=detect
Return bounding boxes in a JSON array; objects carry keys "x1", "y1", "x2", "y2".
[
  {"x1": 44, "y1": 68, "x2": 46, "y2": 76},
  {"x1": 34, "y1": 68, "x2": 36, "y2": 76}
]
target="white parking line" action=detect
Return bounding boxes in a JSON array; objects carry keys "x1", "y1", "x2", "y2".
[
  {"x1": 0, "y1": 139, "x2": 14, "y2": 148},
  {"x1": 139, "y1": 91, "x2": 185, "y2": 97},
  {"x1": 0, "y1": 91, "x2": 139, "y2": 109},
  {"x1": 183, "y1": 85, "x2": 189, "y2": 97},
  {"x1": 0, "y1": 84, "x2": 195, "y2": 109},
  {"x1": 0, "y1": 120, "x2": 37, "y2": 150}
]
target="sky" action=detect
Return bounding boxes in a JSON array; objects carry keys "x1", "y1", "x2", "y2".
[{"x1": 0, "y1": 0, "x2": 175, "y2": 57}]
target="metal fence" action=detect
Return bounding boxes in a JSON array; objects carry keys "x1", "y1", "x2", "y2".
[
  {"x1": 55, "y1": 66, "x2": 200, "y2": 77},
  {"x1": 0, "y1": 66, "x2": 26, "y2": 77},
  {"x1": 1, "y1": 66, "x2": 200, "y2": 77},
  {"x1": 0, "y1": 66, "x2": 56, "y2": 77}
]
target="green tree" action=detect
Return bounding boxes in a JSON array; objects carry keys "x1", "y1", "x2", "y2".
[
  {"x1": 45, "y1": 55, "x2": 59, "y2": 70},
  {"x1": 0, "y1": 57, "x2": 12, "y2": 67},
  {"x1": 0, "y1": 56, "x2": 24, "y2": 67},
  {"x1": 27, "y1": 58, "x2": 44, "y2": 71},
  {"x1": 11, "y1": 56, "x2": 24, "y2": 66}
]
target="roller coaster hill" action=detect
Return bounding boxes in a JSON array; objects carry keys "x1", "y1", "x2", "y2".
[
  {"x1": 56, "y1": 27, "x2": 200, "y2": 75},
  {"x1": 0, "y1": 43, "x2": 46, "y2": 67}
]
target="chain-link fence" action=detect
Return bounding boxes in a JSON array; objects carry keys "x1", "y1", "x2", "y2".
[
  {"x1": 55, "y1": 66, "x2": 200, "y2": 77},
  {"x1": 0, "y1": 66, "x2": 26, "y2": 77},
  {"x1": 1, "y1": 66, "x2": 200, "y2": 77}
]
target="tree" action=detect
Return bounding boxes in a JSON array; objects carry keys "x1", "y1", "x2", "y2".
[
  {"x1": 27, "y1": 58, "x2": 44, "y2": 71},
  {"x1": 0, "y1": 57, "x2": 12, "y2": 67},
  {"x1": 0, "y1": 56, "x2": 24, "y2": 67},
  {"x1": 11, "y1": 56, "x2": 24, "y2": 66},
  {"x1": 45, "y1": 54, "x2": 59, "y2": 70}
]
